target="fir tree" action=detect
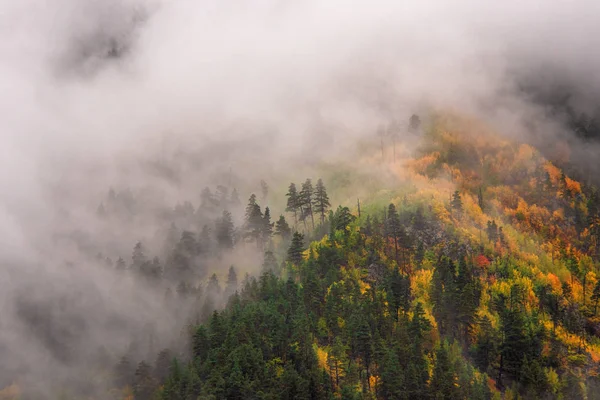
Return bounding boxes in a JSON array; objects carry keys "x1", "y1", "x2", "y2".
[
  {"x1": 225, "y1": 265, "x2": 238, "y2": 295},
  {"x1": 313, "y1": 178, "x2": 331, "y2": 224},
  {"x1": 262, "y1": 250, "x2": 278, "y2": 272},
  {"x1": 287, "y1": 232, "x2": 305, "y2": 265},
  {"x1": 262, "y1": 206, "x2": 274, "y2": 245},
  {"x1": 300, "y1": 179, "x2": 315, "y2": 230},
  {"x1": 216, "y1": 210, "x2": 235, "y2": 249},
  {"x1": 131, "y1": 241, "x2": 147, "y2": 270},
  {"x1": 286, "y1": 183, "x2": 300, "y2": 226},
  {"x1": 230, "y1": 188, "x2": 241, "y2": 207},
  {"x1": 244, "y1": 194, "x2": 264, "y2": 247},
  {"x1": 275, "y1": 215, "x2": 292, "y2": 240},
  {"x1": 451, "y1": 190, "x2": 463, "y2": 213}
]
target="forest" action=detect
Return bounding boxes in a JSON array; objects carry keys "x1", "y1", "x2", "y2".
[{"x1": 4, "y1": 113, "x2": 600, "y2": 399}]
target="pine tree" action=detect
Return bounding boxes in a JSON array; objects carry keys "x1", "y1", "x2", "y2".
[
  {"x1": 275, "y1": 215, "x2": 292, "y2": 240},
  {"x1": 313, "y1": 179, "x2": 331, "y2": 225},
  {"x1": 262, "y1": 206, "x2": 274, "y2": 245},
  {"x1": 216, "y1": 210, "x2": 235, "y2": 249},
  {"x1": 430, "y1": 342, "x2": 458, "y2": 400},
  {"x1": 287, "y1": 232, "x2": 305, "y2": 265},
  {"x1": 592, "y1": 280, "x2": 600, "y2": 315},
  {"x1": 207, "y1": 273, "x2": 221, "y2": 296},
  {"x1": 133, "y1": 361, "x2": 155, "y2": 400},
  {"x1": 386, "y1": 203, "x2": 403, "y2": 267},
  {"x1": 154, "y1": 349, "x2": 171, "y2": 381},
  {"x1": 244, "y1": 194, "x2": 264, "y2": 247},
  {"x1": 451, "y1": 190, "x2": 463, "y2": 213},
  {"x1": 300, "y1": 179, "x2": 315, "y2": 230},
  {"x1": 262, "y1": 250, "x2": 278, "y2": 272},
  {"x1": 200, "y1": 187, "x2": 217, "y2": 209},
  {"x1": 114, "y1": 355, "x2": 134, "y2": 388},
  {"x1": 409, "y1": 114, "x2": 421, "y2": 132},
  {"x1": 230, "y1": 188, "x2": 241, "y2": 207},
  {"x1": 116, "y1": 257, "x2": 127, "y2": 271},
  {"x1": 478, "y1": 187, "x2": 484, "y2": 212},
  {"x1": 226, "y1": 265, "x2": 238, "y2": 295},
  {"x1": 286, "y1": 183, "x2": 300, "y2": 226},
  {"x1": 131, "y1": 241, "x2": 147, "y2": 270}
]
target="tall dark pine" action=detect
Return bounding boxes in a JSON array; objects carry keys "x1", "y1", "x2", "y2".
[
  {"x1": 262, "y1": 206, "x2": 274, "y2": 245},
  {"x1": 230, "y1": 188, "x2": 241, "y2": 207},
  {"x1": 287, "y1": 232, "x2": 305, "y2": 265},
  {"x1": 225, "y1": 265, "x2": 238, "y2": 295},
  {"x1": 313, "y1": 178, "x2": 331, "y2": 225},
  {"x1": 244, "y1": 194, "x2": 264, "y2": 247},
  {"x1": 386, "y1": 204, "x2": 402, "y2": 268},
  {"x1": 216, "y1": 210, "x2": 235, "y2": 249},
  {"x1": 409, "y1": 114, "x2": 421, "y2": 133},
  {"x1": 275, "y1": 215, "x2": 292, "y2": 240},
  {"x1": 131, "y1": 241, "x2": 147, "y2": 270},
  {"x1": 286, "y1": 183, "x2": 300, "y2": 226},
  {"x1": 300, "y1": 179, "x2": 315, "y2": 230},
  {"x1": 451, "y1": 190, "x2": 463, "y2": 213}
]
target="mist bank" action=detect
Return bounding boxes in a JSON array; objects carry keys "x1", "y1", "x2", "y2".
[{"x1": 2, "y1": 0, "x2": 600, "y2": 397}]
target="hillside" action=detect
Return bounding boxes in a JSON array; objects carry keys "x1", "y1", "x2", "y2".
[{"x1": 4, "y1": 113, "x2": 600, "y2": 400}]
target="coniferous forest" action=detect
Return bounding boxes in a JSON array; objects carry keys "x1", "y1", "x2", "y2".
[{"x1": 5, "y1": 113, "x2": 600, "y2": 399}]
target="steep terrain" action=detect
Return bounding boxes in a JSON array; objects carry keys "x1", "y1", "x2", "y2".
[{"x1": 3, "y1": 113, "x2": 600, "y2": 400}]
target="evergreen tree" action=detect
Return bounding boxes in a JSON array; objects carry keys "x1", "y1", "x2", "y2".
[
  {"x1": 131, "y1": 241, "x2": 147, "y2": 270},
  {"x1": 430, "y1": 342, "x2": 458, "y2": 400},
  {"x1": 154, "y1": 349, "x2": 171, "y2": 382},
  {"x1": 230, "y1": 188, "x2": 241, "y2": 207},
  {"x1": 313, "y1": 178, "x2": 331, "y2": 224},
  {"x1": 216, "y1": 210, "x2": 235, "y2": 249},
  {"x1": 275, "y1": 215, "x2": 292, "y2": 240},
  {"x1": 386, "y1": 203, "x2": 405, "y2": 268},
  {"x1": 262, "y1": 206, "x2": 274, "y2": 245},
  {"x1": 262, "y1": 250, "x2": 278, "y2": 272},
  {"x1": 226, "y1": 265, "x2": 238, "y2": 295},
  {"x1": 451, "y1": 190, "x2": 463, "y2": 213},
  {"x1": 287, "y1": 232, "x2": 305, "y2": 265},
  {"x1": 115, "y1": 256, "x2": 127, "y2": 271},
  {"x1": 592, "y1": 279, "x2": 600, "y2": 315},
  {"x1": 207, "y1": 273, "x2": 221, "y2": 296},
  {"x1": 244, "y1": 194, "x2": 264, "y2": 247},
  {"x1": 300, "y1": 179, "x2": 315, "y2": 230},
  {"x1": 286, "y1": 183, "x2": 300, "y2": 226},
  {"x1": 114, "y1": 355, "x2": 134, "y2": 388},
  {"x1": 133, "y1": 361, "x2": 155, "y2": 400}
]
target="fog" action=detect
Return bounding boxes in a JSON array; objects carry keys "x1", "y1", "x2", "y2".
[{"x1": 2, "y1": 0, "x2": 600, "y2": 396}]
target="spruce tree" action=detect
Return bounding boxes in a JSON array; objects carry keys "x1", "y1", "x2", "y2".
[
  {"x1": 262, "y1": 250, "x2": 278, "y2": 272},
  {"x1": 313, "y1": 178, "x2": 331, "y2": 224},
  {"x1": 286, "y1": 183, "x2": 300, "y2": 226},
  {"x1": 262, "y1": 206, "x2": 274, "y2": 245},
  {"x1": 287, "y1": 232, "x2": 305, "y2": 265},
  {"x1": 300, "y1": 179, "x2": 315, "y2": 230},
  {"x1": 226, "y1": 265, "x2": 238, "y2": 295},
  {"x1": 133, "y1": 361, "x2": 155, "y2": 400},
  {"x1": 115, "y1": 257, "x2": 127, "y2": 271},
  {"x1": 451, "y1": 190, "x2": 463, "y2": 213},
  {"x1": 386, "y1": 203, "x2": 402, "y2": 267},
  {"x1": 230, "y1": 188, "x2": 241, "y2": 207},
  {"x1": 244, "y1": 194, "x2": 264, "y2": 247},
  {"x1": 216, "y1": 210, "x2": 235, "y2": 249},
  {"x1": 131, "y1": 241, "x2": 147, "y2": 270},
  {"x1": 275, "y1": 215, "x2": 292, "y2": 240}
]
